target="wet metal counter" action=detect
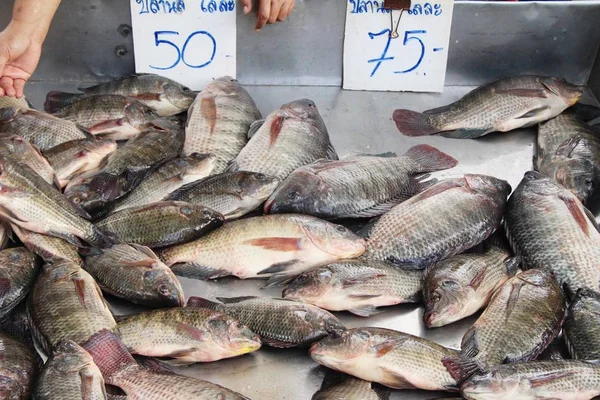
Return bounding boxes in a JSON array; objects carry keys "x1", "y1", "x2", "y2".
[{"x1": 5, "y1": 0, "x2": 600, "y2": 398}]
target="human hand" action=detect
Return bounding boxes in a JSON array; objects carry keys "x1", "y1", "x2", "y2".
[
  {"x1": 0, "y1": 22, "x2": 42, "y2": 98},
  {"x1": 241, "y1": 0, "x2": 296, "y2": 32}
]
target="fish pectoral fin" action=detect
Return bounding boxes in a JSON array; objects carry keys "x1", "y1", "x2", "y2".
[
  {"x1": 170, "y1": 263, "x2": 231, "y2": 280},
  {"x1": 247, "y1": 118, "x2": 265, "y2": 139},
  {"x1": 348, "y1": 306, "x2": 383, "y2": 317},
  {"x1": 495, "y1": 88, "x2": 549, "y2": 98},
  {"x1": 262, "y1": 272, "x2": 298, "y2": 288},
  {"x1": 342, "y1": 274, "x2": 387, "y2": 288},
  {"x1": 379, "y1": 367, "x2": 417, "y2": 389},
  {"x1": 326, "y1": 142, "x2": 339, "y2": 160},
  {"x1": 506, "y1": 280, "x2": 525, "y2": 319},
  {"x1": 261, "y1": 338, "x2": 298, "y2": 348},
  {"x1": 257, "y1": 260, "x2": 300, "y2": 276},
  {"x1": 120, "y1": 259, "x2": 157, "y2": 269},
  {"x1": 527, "y1": 371, "x2": 577, "y2": 389},
  {"x1": 245, "y1": 238, "x2": 302, "y2": 252},
  {"x1": 515, "y1": 106, "x2": 550, "y2": 119},
  {"x1": 554, "y1": 137, "x2": 582, "y2": 157},
  {"x1": 468, "y1": 266, "x2": 487, "y2": 290},
  {"x1": 558, "y1": 193, "x2": 591, "y2": 236},
  {"x1": 87, "y1": 118, "x2": 126, "y2": 134},
  {"x1": 439, "y1": 128, "x2": 489, "y2": 139},
  {"x1": 441, "y1": 354, "x2": 484, "y2": 384},
  {"x1": 175, "y1": 323, "x2": 209, "y2": 342},
  {"x1": 0, "y1": 205, "x2": 28, "y2": 223},
  {"x1": 372, "y1": 338, "x2": 406, "y2": 357}
]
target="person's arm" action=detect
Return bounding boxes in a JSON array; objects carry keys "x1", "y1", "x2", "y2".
[
  {"x1": 0, "y1": 0, "x2": 61, "y2": 98},
  {"x1": 241, "y1": 0, "x2": 295, "y2": 32}
]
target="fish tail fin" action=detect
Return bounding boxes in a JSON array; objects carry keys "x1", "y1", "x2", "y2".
[
  {"x1": 44, "y1": 91, "x2": 82, "y2": 113},
  {"x1": 186, "y1": 296, "x2": 219, "y2": 310},
  {"x1": 404, "y1": 144, "x2": 458, "y2": 172},
  {"x1": 0, "y1": 107, "x2": 17, "y2": 122},
  {"x1": 82, "y1": 329, "x2": 138, "y2": 384},
  {"x1": 442, "y1": 355, "x2": 484, "y2": 384},
  {"x1": 392, "y1": 109, "x2": 441, "y2": 137}
]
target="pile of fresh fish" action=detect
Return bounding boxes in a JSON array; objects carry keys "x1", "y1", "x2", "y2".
[{"x1": 0, "y1": 72, "x2": 598, "y2": 400}]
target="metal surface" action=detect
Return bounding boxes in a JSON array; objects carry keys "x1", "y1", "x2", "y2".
[
  {"x1": 2, "y1": 1, "x2": 600, "y2": 86},
  {"x1": 23, "y1": 83, "x2": 600, "y2": 399}
]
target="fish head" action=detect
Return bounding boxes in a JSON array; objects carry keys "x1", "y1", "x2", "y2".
[
  {"x1": 283, "y1": 267, "x2": 333, "y2": 302},
  {"x1": 554, "y1": 159, "x2": 597, "y2": 205},
  {"x1": 461, "y1": 370, "x2": 522, "y2": 400},
  {"x1": 264, "y1": 171, "x2": 324, "y2": 215},
  {"x1": 205, "y1": 314, "x2": 262, "y2": 356},
  {"x1": 464, "y1": 174, "x2": 511, "y2": 202},
  {"x1": 64, "y1": 178, "x2": 113, "y2": 216},
  {"x1": 142, "y1": 268, "x2": 185, "y2": 307},
  {"x1": 207, "y1": 76, "x2": 242, "y2": 95},
  {"x1": 540, "y1": 77, "x2": 582, "y2": 105},
  {"x1": 310, "y1": 328, "x2": 372, "y2": 366},
  {"x1": 238, "y1": 172, "x2": 280, "y2": 202},
  {"x1": 519, "y1": 170, "x2": 563, "y2": 197},
  {"x1": 423, "y1": 273, "x2": 470, "y2": 328},
  {"x1": 125, "y1": 102, "x2": 162, "y2": 130},
  {"x1": 163, "y1": 82, "x2": 195, "y2": 109},
  {"x1": 281, "y1": 99, "x2": 322, "y2": 121},
  {"x1": 52, "y1": 340, "x2": 94, "y2": 373},
  {"x1": 302, "y1": 220, "x2": 366, "y2": 259}
]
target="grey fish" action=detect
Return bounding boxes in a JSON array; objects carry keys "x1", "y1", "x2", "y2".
[
  {"x1": 0, "y1": 95, "x2": 30, "y2": 111},
  {"x1": 111, "y1": 153, "x2": 216, "y2": 212},
  {"x1": 183, "y1": 76, "x2": 262, "y2": 173},
  {"x1": 96, "y1": 201, "x2": 224, "y2": 248},
  {"x1": 165, "y1": 171, "x2": 280, "y2": 220},
  {"x1": 393, "y1": 75, "x2": 582, "y2": 138},
  {"x1": 536, "y1": 113, "x2": 600, "y2": 205},
  {"x1": 0, "y1": 107, "x2": 93, "y2": 151},
  {"x1": 43, "y1": 138, "x2": 118, "y2": 188},
  {"x1": 159, "y1": 214, "x2": 365, "y2": 285},
  {"x1": 0, "y1": 156, "x2": 113, "y2": 248},
  {"x1": 312, "y1": 371, "x2": 390, "y2": 400},
  {"x1": 118, "y1": 307, "x2": 261, "y2": 364},
  {"x1": 0, "y1": 134, "x2": 58, "y2": 187},
  {"x1": 83, "y1": 330, "x2": 250, "y2": 399},
  {"x1": 64, "y1": 130, "x2": 182, "y2": 218},
  {"x1": 228, "y1": 99, "x2": 338, "y2": 180},
  {"x1": 84, "y1": 244, "x2": 184, "y2": 307},
  {"x1": 11, "y1": 225, "x2": 83, "y2": 265},
  {"x1": 505, "y1": 171, "x2": 600, "y2": 292},
  {"x1": 28, "y1": 261, "x2": 118, "y2": 354},
  {"x1": 188, "y1": 296, "x2": 344, "y2": 348},
  {"x1": 34, "y1": 340, "x2": 106, "y2": 400},
  {"x1": 461, "y1": 360, "x2": 600, "y2": 400},
  {"x1": 364, "y1": 175, "x2": 511, "y2": 269},
  {"x1": 442, "y1": 269, "x2": 566, "y2": 384},
  {"x1": 265, "y1": 144, "x2": 457, "y2": 218},
  {"x1": 563, "y1": 289, "x2": 600, "y2": 360},
  {"x1": 0, "y1": 330, "x2": 38, "y2": 399},
  {"x1": 310, "y1": 327, "x2": 458, "y2": 391},
  {"x1": 45, "y1": 74, "x2": 195, "y2": 117},
  {"x1": 0, "y1": 248, "x2": 39, "y2": 320},
  {"x1": 282, "y1": 259, "x2": 422, "y2": 317},
  {"x1": 0, "y1": 221, "x2": 9, "y2": 251},
  {"x1": 423, "y1": 244, "x2": 520, "y2": 328}
]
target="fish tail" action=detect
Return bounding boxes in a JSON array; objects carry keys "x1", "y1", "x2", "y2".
[
  {"x1": 392, "y1": 109, "x2": 441, "y2": 136},
  {"x1": 442, "y1": 355, "x2": 484, "y2": 384},
  {"x1": 44, "y1": 91, "x2": 82, "y2": 113},
  {"x1": 405, "y1": 144, "x2": 458, "y2": 172},
  {"x1": 82, "y1": 329, "x2": 138, "y2": 384},
  {"x1": 186, "y1": 296, "x2": 219, "y2": 310}
]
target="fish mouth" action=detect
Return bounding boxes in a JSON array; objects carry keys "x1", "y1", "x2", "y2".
[{"x1": 263, "y1": 198, "x2": 275, "y2": 214}]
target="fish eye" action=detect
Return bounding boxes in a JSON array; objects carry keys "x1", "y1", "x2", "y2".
[
  {"x1": 157, "y1": 284, "x2": 170, "y2": 295},
  {"x1": 180, "y1": 206, "x2": 193, "y2": 215},
  {"x1": 202, "y1": 209, "x2": 213, "y2": 217},
  {"x1": 335, "y1": 225, "x2": 347, "y2": 233},
  {"x1": 585, "y1": 177, "x2": 594, "y2": 188},
  {"x1": 182, "y1": 87, "x2": 191, "y2": 93},
  {"x1": 255, "y1": 173, "x2": 266, "y2": 181},
  {"x1": 308, "y1": 102, "x2": 316, "y2": 108},
  {"x1": 72, "y1": 197, "x2": 81, "y2": 204},
  {"x1": 441, "y1": 280, "x2": 459, "y2": 290},
  {"x1": 143, "y1": 271, "x2": 153, "y2": 279},
  {"x1": 230, "y1": 78, "x2": 238, "y2": 83},
  {"x1": 287, "y1": 191, "x2": 299, "y2": 200}
]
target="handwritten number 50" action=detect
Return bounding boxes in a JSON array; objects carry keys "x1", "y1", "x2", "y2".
[{"x1": 150, "y1": 30, "x2": 216, "y2": 70}]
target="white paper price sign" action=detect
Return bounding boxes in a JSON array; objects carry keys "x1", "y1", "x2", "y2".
[
  {"x1": 130, "y1": 0, "x2": 237, "y2": 90},
  {"x1": 343, "y1": 0, "x2": 454, "y2": 92}
]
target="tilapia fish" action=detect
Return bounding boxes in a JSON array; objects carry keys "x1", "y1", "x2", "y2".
[
  {"x1": 96, "y1": 202, "x2": 224, "y2": 248},
  {"x1": 184, "y1": 76, "x2": 262, "y2": 173},
  {"x1": 283, "y1": 259, "x2": 422, "y2": 317},
  {"x1": 160, "y1": 214, "x2": 366, "y2": 285},
  {"x1": 45, "y1": 74, "x2": 195, "y2": 116},
  {"x1": 165, "y1": 171, "x2": 280, "y2": 220},
  {"x1": 364, "y1": 175, "x2": 510, "y2": 269},
  {"x1": 0, "y1": 134, "x2": 58, "y2": 187},
  {"x1": 0, "y1": 156, "x2": 113, "y2": 248},
  {"x1": 0, "y1": 107, "x2": 92, "y2": 151},
  {"x1": 65, "y1": 130, "x2": 182, "y2": 217},
  {"x1": 423, "y1": 245, "x2": 519, "y2": 328},
  {"x1": 536, "y1": 113, "x2": 600, "y2": 205},
  {"x1": 112, "y1": 153, "x2": 216, "y2": 212},
  {"x1": 28, "y1": 261, "x2": 117, "y2": 354},
  {"x1": 188, "y1": 296, "x2": 344, "y2": 348},
  {"x1": 11, "y1": 225, "x2": 82, "y2": 265},
  {"x1": 51, "y1": 94, "x2": 168, "y2": 141},
  {"x1": 563, "y1": 289, "x2": 600, "y2": 360},
  {"x1": 0, "y1": 248, "x2": 39, "y2": 319},
  {"x1": 228, "y1": 99, "x2": 338, "y2": 180},
  {"x1": 312, "y1": 371, "x2": 390, "y2": 400},
  {"x1": 118, "y1": 307, "x2": 261, "y2": 363},
  {"x1": 84, "y1": 244, "x2": 184, "y2": 307},
  {"x1": 461, "y1": 360, "x2": 600, "y2": 400},
  {"x1": 0, "y1": 331, "x2": 38, "y2": 399},
  {"x1": 310, "y1": 327, "x2": 458, "y2": 391},
  {"x1": 393, "y1": 75, "x2": 582, "y2": 138},
  {"x1": 505, "y1": 171, "x2": 600, "y2": 292},
  {"x1": 34, "y1": 340, "x2": 106, "y2": 400},
  {"x1": 0, "y1": 95, "x2": 30, "y2": 111},
  {"x1": 83, "y1": 330, "x2": 250, "y2": 400},
  {"x1": 266, "y1": 144, "x2": 457, "y2": 218},
  {"x1": 43, "y1": 138, "x2": 117, "y2": 188},
  {"x1": 442, "y1": 269, "x2": 566, "y2": 383}
]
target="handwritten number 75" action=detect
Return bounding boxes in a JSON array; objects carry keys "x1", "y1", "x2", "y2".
[
  {"x1": 150, "y1": 30, "x2": 217, "y2": 70},
  {"x1": 367, "y1": 29, "x2": 427, "y2": 77}
]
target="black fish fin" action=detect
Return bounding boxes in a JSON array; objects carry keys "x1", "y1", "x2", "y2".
[
  {"x1": 439, "y1": 128, "x2": 489, "y2": 139},
  {"x1": 263, "y1": 273, "x2": 298, "y2": 288},
  {"x1": 257, "y1": 260, "x2": 299, "y2": 276},
  {"x1": 515, "y1": 106, "x2": 550, "y2": 119},
  {"x1": 215, "y1": 296, "x2": 257, "y2": 304},
  {"x1": 379, "y1": 367, "x2": 417, "y2": 389},
  {"x1": 170, "y1": 263, "x2": 231, "y2": 280},
  {"x1": 393, "y1": 109, "x2": 441, "y2": 137},
  {"x1": 261, "y1": 337, "x2": 297, "y2": 348},
  {"x1": 343, "y1": 273, "x2": 387, "y2": 287},
  {"x1": 442, "y1": 355, "x2": 484, "y2": 384},
  {"x1": 370, "y1": 152, "x2": 397, "y2": 158},
  {"x1": 503, "y1": 256, "x2": 521, "y2": 276},
  {"x1": 404, "y1": 144, "x2": 458, "y2": 172},
  {"x1": 349, "y1": 306, "x2": 382, "y2": 317},
  {"x1": 461, "y1": 329, "x2": 480, "y2": 358},
  {"x1": 82, "y1": 330, "x2": 138, "y2": 383},
  {"x1": 326, "y1": 142, "x2": 339, "y2": 160},
  {"x1": 44, "y1": 91, "x2": 82, "y2": 113},
  {"x1": 568, "y1": 102, "x2": 600, "y2": 122},
  {"x1": 247, "y1": 118, "x2": 265, "y2": 139},
  {"x1": 186, "y1": 296, "x2": 220, "y2": 310}
]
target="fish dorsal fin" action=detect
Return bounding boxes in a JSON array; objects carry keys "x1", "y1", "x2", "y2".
[
  {"x1": 247, "y1": 118, "x2": 265, "y2": 139},
  {"x1": 423, "y1": 104, "x2": 452, "y2": 115},
  {"x1": 215, "y1": 296, "x2": 257, "y2": 304},
  {"x1": 495, "y1": 88, "x2": 549, "y2": 98},
  {"x1": 326, "y1": 141, "x2": 339, "y2": 160},
  {"x1": 129, "y1": 244, "x2": 160, "y2": 260}
]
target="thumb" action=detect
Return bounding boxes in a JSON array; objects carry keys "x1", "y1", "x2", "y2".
[{"x1": 240, "y1": 0, "x2": 252, "y2": 14}]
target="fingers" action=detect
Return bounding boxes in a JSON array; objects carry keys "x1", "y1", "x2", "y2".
[
  {"x1": 13, "y1": 79, "x2": 25, "y2": 98},
  {"x1": 240, "y1": 0, "x2": 252, "y2": 15},
  {"x1": 255, "y1": 0, "x2": 271, "y2": 31},
  {"x1": 278, "y1": 0, "x2": 295, "y2": 21},
  {"x1": 0, "y1": 77, "x2": 15, "y2": 97},
  {"x1": 269, "y1": 1, "x2": 283, "y2": 24}
]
